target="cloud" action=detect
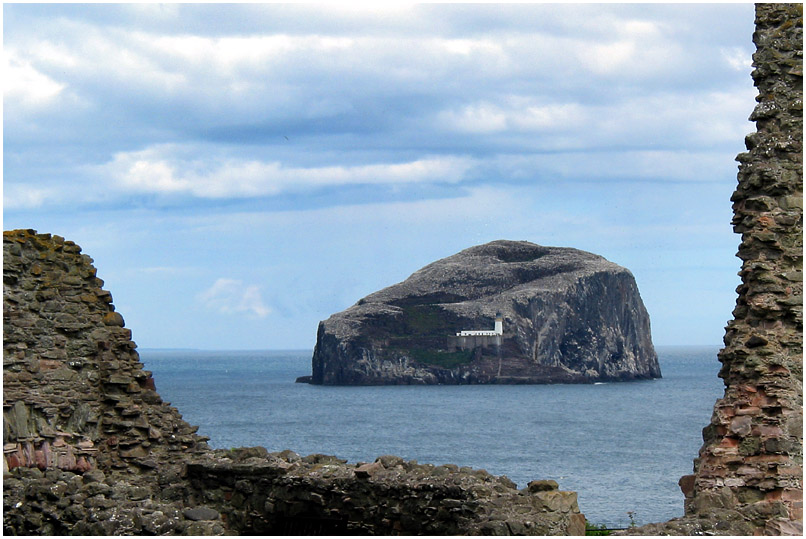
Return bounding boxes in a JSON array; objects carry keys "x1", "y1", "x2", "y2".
[
  {"x1": 4, "y1": 7, "x2": 755, "y2": 209},
  {"x1": 104, "y1": 146, "x2": 473, "y2": 198},
  {"x1": 721, "y1": 46, "x2": 753, "y2": 72},
  {"x1": 198, "y1": 278, "x2": 271, "y2": 318},
  {"x1": 3, "y1": 184, "x2": 57, "y2": 210},
  {"x1": 3, "y1": 4, "x2": 752, "y2": 142},
  {"x1": 3, "y1": 50, "x2": 65, "y2": 108},
  {"x1": 437, "y1": 99, "x2": 586, "y2": 134},
  {"x1": 457, "y1": 88, "x2": 751, "y2": 151}
]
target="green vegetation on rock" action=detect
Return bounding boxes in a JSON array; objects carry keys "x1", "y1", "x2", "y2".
[
  {"x1": 403, "y1": 304, "x2": 454, "y2": 334},
  {"x1": 407, "y1": 348, "x2": 474, "y2": 369},
  {"x1": 585, "y1": 521, "x2": 612, "y2": 536}
]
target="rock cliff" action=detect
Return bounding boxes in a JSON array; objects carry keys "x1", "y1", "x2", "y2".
[{"x1": 308, "y1": 240, "x2": 660, "y2": 385}]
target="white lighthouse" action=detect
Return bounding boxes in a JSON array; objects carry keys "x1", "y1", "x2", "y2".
[{"x1": 456, "y1": 312, "x2": 504, "y2": 337}]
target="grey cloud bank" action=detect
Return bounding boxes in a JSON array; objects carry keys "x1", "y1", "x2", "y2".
[{"x1": 4, "y1": 3, "x2": 754, "y2": 349}]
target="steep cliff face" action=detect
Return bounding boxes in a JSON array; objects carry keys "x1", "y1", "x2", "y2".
[{"x1": 309, "y1": 240, "x2": 659, "y2": 385}]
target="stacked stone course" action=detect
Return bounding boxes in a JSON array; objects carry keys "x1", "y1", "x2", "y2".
[
  {"x1": 186, "y1": 449, "x2": 586, "y2": 535},
  {"x1": 623, "y1": 4, "x2": 803, "y2": 536},
  {"x1": 4, "y1": 4, "x2": 801, "y2": 535},
  {"x1": 685, "y1": 4, "x2": 803, "y2": 535},
  {"x1": 3, "y1": 229, "x2": 224, "y2": 535},
  {"x1": 3, "y1": 229, "x2": 211, "y2": 474}
]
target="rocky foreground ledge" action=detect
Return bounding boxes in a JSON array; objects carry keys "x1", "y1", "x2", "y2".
[
  {"x1": 186, "y1": 448, "x2": 586, "y2": 535},
  {"x1": 307, "y1": 240, "x2": 659, "y2": 385},
  {"x1": 3, "y1": 229, "x2": 584, "y2": 535},
  {"x1": 4, "y1": 446, "x2": 586, "y2": 535}
]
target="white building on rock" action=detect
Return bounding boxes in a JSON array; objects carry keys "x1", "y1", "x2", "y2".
[{"x1": 456, "y1": 312, "x2": 503, "y2": 337}]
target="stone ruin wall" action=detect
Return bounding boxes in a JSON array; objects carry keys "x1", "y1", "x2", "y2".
[
  {"x1": 3, "y1": 229, "x2": 584, "y2": 535},
  {"x1": 185, "y1": 449, "x2": 585, "y2": 535},
  {"x1": 2, "y1": 229, "x2": 221, "y2": 534},
  {"x1": 626, "y1": 4, "x2": 803, "y2": 536},
  {"x1": 2, "y1": 229, "x2": 212, "y2": 475},
  {"x1": 684, "y1": 3, "x2": 803, "y2": 535}
]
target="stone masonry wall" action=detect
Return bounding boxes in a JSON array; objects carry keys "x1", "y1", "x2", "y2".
[
  {"x1": 3, "y1": 228, "x2": 584, "y2": 535},
  {"x1": 185, "y1": 448, "x2": 586, "y2": 535},
  {"x1": 4, "y1": 5, "x2": 801, "y2": 536},
  {"x1": 3, "y1": 229, "x2": 211, "y2": 474},
  {"x1": 684, "y1": 4, "x2": 803, "y2": 535},
  {"x1": 3, "y1": 229, "x2": 225, "y2": 535},
  {"x1": 625, "y1": 4, "x2": 803, "y2": 536}
]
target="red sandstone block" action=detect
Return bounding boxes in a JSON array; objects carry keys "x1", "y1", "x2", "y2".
[
  {"x1": 75, "y1": 456, "x2": 92, "y2": 472},
  {"x1": 736, "y1": 406, "x2": 762, "y2": 415},
  {"x1": 754, "y1": 425, "x2": 784, "y2": 437},
  {"x1": 699, "y1": 466, "x2": 729, "y2": 478},
  {"x1": 748, "y1": 454, "x2": 789, "y2": 464},
  {"x1": 788, "y1": 503, "x2": 803, "y2": 521},
  {"x1": 568, "y1": 513, "x2": 587, "y2": 536},
  {"x1": 757, "y1": 215, "x2": 775, "y2": 227},
  {"x1": 718, "y1": 406, "x2": 737, "y2": 419},
  {"x1": 34, "y1": 450, "x2": 47, "y2": 470},
  {"x1": 38, "y1": 359, "x2": 62, "y2": 371},
  {"x1": 679, "y1": 474, "x2": 696, "y2": 497},
  {"x1": 737, "y1": 465, "x2": 765, "y2": 479},
  {"x1": 720, "y1": 436, "x2": 740, "y2": 448},
  {"x1": 782, "y1": 490, "x2": 803, "y2": 502},
  {"x1": 6, "y1": 453, "x2": 21, "y2": 469},
  {"x1": 778, "y1": 466, "x2": 803, "y2": 476}
]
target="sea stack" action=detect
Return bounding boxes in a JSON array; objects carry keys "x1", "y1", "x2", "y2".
[{"x1": 307, "y1": 240, "x2": 660, "y2": 385}]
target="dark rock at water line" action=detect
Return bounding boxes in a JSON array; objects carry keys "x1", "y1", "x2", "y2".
[{"x1": 308, "y1": 240, "x2": 660, "y2": 385}]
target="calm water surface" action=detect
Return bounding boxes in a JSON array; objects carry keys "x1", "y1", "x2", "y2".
[{"x1": 140, "y1": 346, "x2": 722, "y2": 528}]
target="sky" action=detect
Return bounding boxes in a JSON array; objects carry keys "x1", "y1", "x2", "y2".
[{"x1": 3, "y1": 2, "x2": 757, "y2": 350}]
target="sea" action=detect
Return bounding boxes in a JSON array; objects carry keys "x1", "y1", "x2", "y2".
[{"x1": 139, "y1": 346, "x2": 724, "y2": 529}]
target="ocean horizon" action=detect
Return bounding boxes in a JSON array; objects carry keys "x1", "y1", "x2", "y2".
[{"x1": 139, "y1": 345, "x2": 724, "y2": 529}]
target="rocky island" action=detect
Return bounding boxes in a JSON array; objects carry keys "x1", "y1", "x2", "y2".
[{"x1": 305, "y1": 240, "x2": 660, "y2": 385}]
